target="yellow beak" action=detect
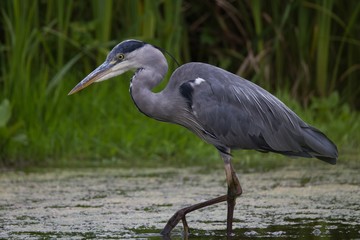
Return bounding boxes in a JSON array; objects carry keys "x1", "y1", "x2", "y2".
[{"x1": 68, "y1": 62, "x2": 111, "y2": 95}]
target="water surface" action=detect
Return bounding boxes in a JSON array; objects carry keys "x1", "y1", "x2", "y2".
[{"x1": 0, "y1": 166, "x2": 359, "y2": 239}]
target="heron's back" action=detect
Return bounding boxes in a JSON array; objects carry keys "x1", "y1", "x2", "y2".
[{"x1": 168, "y1": 62, "x2": 338, "y2": 164}]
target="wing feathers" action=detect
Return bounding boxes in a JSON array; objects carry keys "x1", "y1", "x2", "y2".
[{"x1": 173, "y1": 63, "x2": 338, "y2": 164}]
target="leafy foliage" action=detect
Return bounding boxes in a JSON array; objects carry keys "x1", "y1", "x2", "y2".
[
  {"x1": 0, "y1": 99, "x2": 27, "y2": 163},
  {"x1": 0, "y1": 0, "x2": 359, "y2": 167},
  {"x1": 184, "y1": 0, "x2": 360, "y2": 107}
]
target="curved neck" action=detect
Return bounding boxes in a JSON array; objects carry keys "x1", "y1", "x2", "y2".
[{"x1": 130, "y1": 57, "x2": 170, "y2": 121}]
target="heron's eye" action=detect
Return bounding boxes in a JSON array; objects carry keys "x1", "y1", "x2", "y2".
[{"x1": 117, "y1": 54, "x2": 125, "y2": 61}]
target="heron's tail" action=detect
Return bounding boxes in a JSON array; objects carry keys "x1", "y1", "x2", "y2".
[{"x1": 302, "y1": 126, "x2": 338, "y2": 165}]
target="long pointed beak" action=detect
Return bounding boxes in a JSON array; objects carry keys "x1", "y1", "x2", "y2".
[{"x1": 68, "y1": 62, "x2": 111, "y2": 95}]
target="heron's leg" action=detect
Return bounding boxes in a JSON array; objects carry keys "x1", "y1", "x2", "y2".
[
  {"x1": 222, "y1": 151, "x2": 242, "y2": 235},
  {"x1": 161, "y1": 194, "x2": 228, "y2": 235},
  {"x1": 160, "y1": 150, "x2": 242, "y2": 236}
]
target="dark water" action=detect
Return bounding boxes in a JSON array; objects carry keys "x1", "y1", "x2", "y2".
[{"x1": 0, "y1": 166, "x2": 359, "y2": 239}]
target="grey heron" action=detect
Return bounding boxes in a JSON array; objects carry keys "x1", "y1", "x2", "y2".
[{"x1": 69, "y1": 39, "x2": 338, "y2": 236}]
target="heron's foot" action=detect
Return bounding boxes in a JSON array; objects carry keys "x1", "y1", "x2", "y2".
[
  {"x1": 182, "y1": 216, "x2": 190, "y2": 237},
  {"x1": 161, "y1": 208, "x2": 187, "y2": 235},
  {"x1": 161, "y1": 194, "x2": 229, "y2": 236}
]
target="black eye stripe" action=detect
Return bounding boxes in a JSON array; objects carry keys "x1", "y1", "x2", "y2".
[
  {"x1": 113, "y1": 40, "x2": 145, "y2": 54},
  {"x1": 120, "y1": 41, "x2": 145, "y2": 53},
  {"x1": 107, "y1": 40, "x2": 146, "y2": 62}
]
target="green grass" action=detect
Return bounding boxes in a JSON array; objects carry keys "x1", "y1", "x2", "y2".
[{"x1": 0, "y1": 0, "x2": 359, "y2": 169}]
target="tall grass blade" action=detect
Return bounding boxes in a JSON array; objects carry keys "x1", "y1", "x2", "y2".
[{"x1": 316, "y1": 0, "x2": 334, "y2": 97}]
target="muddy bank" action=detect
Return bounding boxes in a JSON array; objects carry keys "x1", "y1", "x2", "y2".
[{"x1": 0, "y1": 166, "x2": 359, "y2": 239}]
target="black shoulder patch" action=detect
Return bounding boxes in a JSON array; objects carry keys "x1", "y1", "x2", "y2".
[
  {"x1": 179, "y1": 80, "x2": 195, "y2": 109},
  {"x1": 216, "y1": 145, "x2": 231, "y2": 155}
]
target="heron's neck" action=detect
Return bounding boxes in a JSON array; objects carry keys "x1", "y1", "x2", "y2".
[{"x1": 130, "y1": 64, "x2": 170, "y2": 121}]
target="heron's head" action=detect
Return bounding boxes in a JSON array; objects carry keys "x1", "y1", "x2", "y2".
[{"x1": 68, "y1": 39, "x2": 155, "y2": 95}]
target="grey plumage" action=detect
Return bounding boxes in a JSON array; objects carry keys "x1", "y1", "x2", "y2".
[
  {"x1": 170, "y1": 62, "x2": 337, "y2": 164},
  {"x1": 69, "y1": 39, "x2": 338, "y2": 235},
  {"x1": 127, "y1": 53, "x2": 338, "y2": 164}
]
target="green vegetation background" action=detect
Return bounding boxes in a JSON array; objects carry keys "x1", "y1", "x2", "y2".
[{"x1": 0, "y1": 0, "x2": 359, "y2": 169}]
